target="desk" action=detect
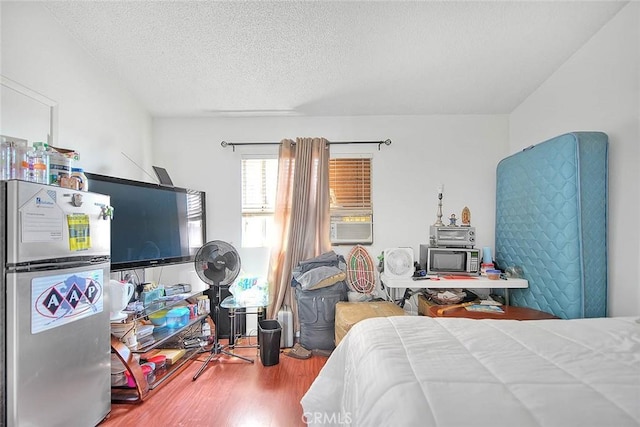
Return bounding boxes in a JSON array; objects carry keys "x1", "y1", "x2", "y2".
[
  {"x1": 220, "y1": 296, "x2": 267, "y2": 348},
  {"x1": 381, "y1": 273, "x2": 528, "y2": 289},
  {"x1": 380, "y1": 273, "x2": 528, "y2": 305}
]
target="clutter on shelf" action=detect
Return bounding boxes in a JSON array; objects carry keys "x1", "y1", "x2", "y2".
[
  {"x1": 228, "y1": 276, "x2": 268, "y2": 306},
  {"x1": 1, "y1": 136, "x2": 84, "y2": 188}
]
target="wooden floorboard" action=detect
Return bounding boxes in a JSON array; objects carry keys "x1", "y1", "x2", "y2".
[{"x1": 100, "y1": 339, "x2": 326, "y2": 427}]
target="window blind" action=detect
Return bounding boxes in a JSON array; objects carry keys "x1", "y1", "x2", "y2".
[
  {"x1": 329, "y1": 158, "x2": 372, "y2": 215},
  {"x1": 241, "y1": 158, "x2": 277, "y2": 214},
  {"x1": 186, "y1": 191, "x2": 203, "y2": 219}
]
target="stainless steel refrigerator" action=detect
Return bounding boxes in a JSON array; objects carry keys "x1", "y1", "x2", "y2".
[{"x1": 1, "y1": 180, "x2": 112, "y2": 426}]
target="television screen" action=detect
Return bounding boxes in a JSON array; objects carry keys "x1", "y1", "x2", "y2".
[{"x1": 86, "y1": 173, "x2": 206, "y2": 272}]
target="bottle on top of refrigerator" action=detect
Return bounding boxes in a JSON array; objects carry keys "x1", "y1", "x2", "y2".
[
  {"x1": 20, "y1": 146, "x2": 32, "y2": 182},
  {"x1": 71, "y1": 167, "x2": 88, "y2": 191},
  {"x1": 27, "y1": 142, "x2": 49, "y2": 184},
  {"x1": 1, "y1": 140, "x2": 28, "y2": 181},
  {"x1": 1, "y1": 139, "x2": 12, "y2": 180},
  {"x1": 16, "y1": 142, "x2": 29, "y2": 181}
]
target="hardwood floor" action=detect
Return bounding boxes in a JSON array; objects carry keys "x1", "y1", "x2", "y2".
[{"x1": 100, "y1": 339, "x2": 327, "y2": 427}]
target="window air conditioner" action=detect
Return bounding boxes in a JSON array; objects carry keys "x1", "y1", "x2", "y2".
[{"x1": 330, "y1": 215, "x2": 373, "y2": 245}]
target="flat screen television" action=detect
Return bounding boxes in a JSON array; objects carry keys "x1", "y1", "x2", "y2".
[{"x1": 86, "y1": 173, "x2": 206, "y2": 272}]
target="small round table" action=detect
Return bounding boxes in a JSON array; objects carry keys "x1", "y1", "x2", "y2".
[{"x1": 220, "y1": 295, "x2": 268, "y2": 348}]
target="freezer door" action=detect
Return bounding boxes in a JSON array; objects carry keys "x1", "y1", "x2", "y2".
[
  {"x1": 5, "y1": 262, "x2": 111, "y2": 427},
  {"x1": 5, "y1": 180, "x2": 110, "y2": 265}
]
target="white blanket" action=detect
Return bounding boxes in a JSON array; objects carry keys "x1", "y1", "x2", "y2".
[{"x1": 301, "y1": 316, "x2": 640, "y2": 426}]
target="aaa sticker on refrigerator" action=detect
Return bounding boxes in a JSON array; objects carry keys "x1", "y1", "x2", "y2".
[{"x1": 31, "y1": 269, "x2": 104, "y2": 334}]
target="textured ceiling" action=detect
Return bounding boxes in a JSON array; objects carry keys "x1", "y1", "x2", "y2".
[{"x1": 41, "y1": 1, "x2": 627, "y2": 117}]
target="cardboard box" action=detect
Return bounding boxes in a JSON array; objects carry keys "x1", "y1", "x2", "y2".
[
  {"x1": 49, "y1": 145, "x2": 80, "y2": 161},
  {"x1": 155, "y1": 348, "x2": 186, "y2": 365},
  {"x1": 418, "y1": 294, "x2": 438, "y2": 316},
  {"x1": 335, "y1": 301, "x2": 405, "y2": 345}
]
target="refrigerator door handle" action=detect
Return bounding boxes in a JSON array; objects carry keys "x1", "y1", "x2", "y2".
[{"x1": 8, "y1": 256, "x2": 110, "y2": 273}]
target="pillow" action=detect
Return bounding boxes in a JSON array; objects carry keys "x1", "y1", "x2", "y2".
[{"x1": 294, "y1": 266, "x2": 346, "y2": 291}]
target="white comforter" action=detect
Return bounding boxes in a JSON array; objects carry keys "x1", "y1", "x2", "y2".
[{"x1": 301, "y1": 316, "x2": 640, "y2": 427}]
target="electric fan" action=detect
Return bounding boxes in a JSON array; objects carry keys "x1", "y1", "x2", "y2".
[
  {"x1": 192, "y1": 240, "x2": 253, "y2": 381},
  {"x1": 383, "y1": 247, "x2": 415, "y2": 279},
  {"x1": 194, "y1": 240, "x2": 241, "y2": 288}
]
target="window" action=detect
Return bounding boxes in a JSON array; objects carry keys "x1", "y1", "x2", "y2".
[
  {"x1": 329, "y1": 156, "x2": 372, "y2": 216},
  {"x1": 241, "y1": 156, "x2": 278, "y2": 247},
  {"x1": 241, "y1": 154, "x2": 373, "y2": 247},
  {"x1": 329, "y1": 155, "x2": 374, "y2": 244}
]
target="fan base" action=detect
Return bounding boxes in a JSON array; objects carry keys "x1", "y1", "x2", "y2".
[{"x1": 192, "y1": 342, "x2": 253, "y2": 381}]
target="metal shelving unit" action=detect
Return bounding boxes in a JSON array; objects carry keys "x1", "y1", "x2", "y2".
[{"x1": 111, "y1": 291, "x2": 208, "y2": 401}]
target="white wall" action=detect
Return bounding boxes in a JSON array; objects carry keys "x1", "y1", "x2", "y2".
[
  {"x1": 4, "y1": 2, "x2": 636, "y2": 316},
  {"x1": 0, "y1": 3, "x2": 152, "y2": 181},
  {"x1": 510, "y1": 3, "x2": 640, "y2": 316},
  {"x1": 152, "y1": 115, "x2": 509, "y2": 285}
]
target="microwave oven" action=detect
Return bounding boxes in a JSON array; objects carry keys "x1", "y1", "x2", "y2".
[{"x1": 421, "y1": 245, "x2": 480, "y2": 276}]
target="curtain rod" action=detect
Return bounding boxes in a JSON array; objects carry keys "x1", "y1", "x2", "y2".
[{"x1": 221, "y1": 139, "x2": 392, "y2": 152}]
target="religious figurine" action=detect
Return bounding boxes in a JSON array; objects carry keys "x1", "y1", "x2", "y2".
[
  {"x1": 449, "y1": 213, "x2": 458, "y2": 226},
  {"x1": 461, "y1": 206, "x2": 471, "y2": 226}
]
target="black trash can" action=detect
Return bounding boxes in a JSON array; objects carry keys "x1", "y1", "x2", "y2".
[{"x1": 259, "y1": 319, "x2": 282, "y2": 366}]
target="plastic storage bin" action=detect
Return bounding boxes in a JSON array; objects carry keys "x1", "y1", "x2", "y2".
[
  {"x1": 148, "y1": 309, "x2": 168, "y2": 327},
  {"x1": 165, "y1": 307, "x2": 190, "y2": 329},
  {"x1": 258, "y1": 320, "x2": 282, "y2": 366}
]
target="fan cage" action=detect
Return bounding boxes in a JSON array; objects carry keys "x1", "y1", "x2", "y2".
[
  {"x1": 194, "y1": 240, "x2": 241, "y2": 288},
  {"x1": 383, "y1": 248, "x2": 414, "y2": 279}
]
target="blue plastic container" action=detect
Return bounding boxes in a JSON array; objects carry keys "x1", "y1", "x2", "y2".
[{"x1": 165, "y1": 307, "x2": 190, "y2": 329}]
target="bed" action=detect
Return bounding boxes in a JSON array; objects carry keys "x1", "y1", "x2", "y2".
[{"x1": 301, "y1": 316, "x2": 640, "y2": 426}]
